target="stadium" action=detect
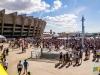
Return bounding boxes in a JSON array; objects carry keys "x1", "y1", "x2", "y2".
[{"x1": 0, "y1": 9, "x2": 46, "y2": 38}]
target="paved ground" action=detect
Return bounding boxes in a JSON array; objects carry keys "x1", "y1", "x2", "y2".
[{"x1": 0, "y1": 43, "x2": 96, "y2": 75}]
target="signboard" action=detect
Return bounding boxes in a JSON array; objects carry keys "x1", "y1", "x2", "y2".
[{"x1": 93, "y1": 62, "x2": 100, "y2": 74}]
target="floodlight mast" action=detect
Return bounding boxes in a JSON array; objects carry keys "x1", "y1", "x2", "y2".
[{"x1": 81, "y1": 15, "x2": 85, "y2": 48}]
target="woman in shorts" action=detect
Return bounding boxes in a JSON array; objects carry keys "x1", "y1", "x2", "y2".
[
  {"x1": 59, "y1": 52, "x2": 63, "y2": 64},
  {"x1": 66, "y1": 52, "x2": 69, "y2": 63},
  {"x1": 63, "y1": 54, "x2": 66, "y2": 64},
  {"x1": 85, "y1": 50, "x2": 88, "y2": 60},
  {"x1": 69, "y1": 54, "x2": 72, "y2": 65}
]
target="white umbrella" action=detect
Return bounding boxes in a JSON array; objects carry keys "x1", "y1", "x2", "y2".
[{"x1": 0, "y1": 35, "x2": 6, "y2": 41}]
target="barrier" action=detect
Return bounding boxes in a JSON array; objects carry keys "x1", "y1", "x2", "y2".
[
  {"x1": 31, "y1": 48, "x2": 42, "y2": 58},
  {"x1": 0, "y1": 64, "x2": 8, "y2": 75}
]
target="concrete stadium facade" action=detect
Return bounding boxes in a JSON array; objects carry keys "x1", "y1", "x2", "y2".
[{"x1": 0, "y1": 9, "x2": 46, "y2": 38}]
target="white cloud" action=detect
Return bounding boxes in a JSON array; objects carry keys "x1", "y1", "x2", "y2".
[
  {"x1": 43, "y1": 14, "x2": 78, "y2": 32},
  {"x1": 64, "y1": 5, "x2": 67, "y2": 7},
  {"x1": 86, "y1": 27, "x2": 100, "y2": 33},
  {"x1": 0, "y1": 0, "x2": 50, "y2": 14},
  {"x1": 74, "y1": 6, "x2": 86, "y2": 14},
  {"x1": 45, "y1": 0, "x2": 62, "y2": 12}
]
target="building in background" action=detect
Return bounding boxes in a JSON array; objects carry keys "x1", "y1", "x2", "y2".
[{"x1": 0, "y1": 9, "x2": 46, "y2": 38}]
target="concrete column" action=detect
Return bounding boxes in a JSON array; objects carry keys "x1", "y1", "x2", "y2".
[
  {"x1": 43, "y1": 21, "x2": 46, "y2": 34},
  {"x1": 32, "y1": 18, "x2": 34, "y2": 37},
  {"x1": 33, "y1": 18, "x2": 38, "y2": 36},
  {"x1": 28, "y1": 16, "x2": 33, "y2": 37},
  {"x1": 38, "y1": 19, "x2": 42, "y2": 36},
  {"x1": 12, "y1": 12, "x2": 17, "y2": 37},
  {"x1": 21, "y1": 14, "x2": 26, "y2": 37},
  {"x1": 41, "y1": 21, "x2": 46, "y2": 35},
  {"x1": 40, "y1": 21, "x2": 44, "y2": 36},
  {"x1": 36, "y1": 19, "x2": 42, "y2": 36},
  {"x1": 1, "y1": 9, "x2": 5, "y2": 35}
]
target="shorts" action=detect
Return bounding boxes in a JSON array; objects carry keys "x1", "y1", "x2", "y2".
[
  {"x1": 85, "y1": 54, "x2": 88, "y2": 56},
  {"x1": 80, "y1": 56, "x2": 82, "y2": 58},
  {"x1": 18, "y1": 68, "x2": 22, "y2": 72},
  {"x1": 97, "y1": 55, "x2": 99, "y2": 58},
  {"x1": 24, "y1": 67, "x2": 28, "y2": 69}
]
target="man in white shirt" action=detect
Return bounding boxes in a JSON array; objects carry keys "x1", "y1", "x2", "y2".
[
  {"x1": 2, "y1": 59, "x2": 8, "y2": 70},
  {"x1": 17, "y1": 61, "x2": 23, "y2": 75}
]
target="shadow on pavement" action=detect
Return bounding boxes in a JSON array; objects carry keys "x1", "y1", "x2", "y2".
[
  {"x1": 66, "y1": 63, "x2": 70, "y2": 68},
  {"x1": 55, "y1": 63, "x2": 60, "y2": 68},
  {"x1": 58, "y1": 63, "x2": 67, "y2": 69},
  {"x1": 16, "y1": 52, "x2": 24, "y2": 54},
  {"x1": 26, "y1": 57, "x2": 57, "y2": 63},
  {"x1": 84, "y1": 58, "x2": 89, "y2": 61}
]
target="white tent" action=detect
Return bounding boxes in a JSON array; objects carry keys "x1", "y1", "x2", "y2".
[{"x1": 0, "y1": 35, "x2": 6, "y2": 42}]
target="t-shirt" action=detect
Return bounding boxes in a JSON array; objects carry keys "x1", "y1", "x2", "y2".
[
  {"x1": 17, "y1": 63, "x2": 23, "y2": 68},
  {"x1": 3, "y1": 61, "x2": 8, "y2": 66},
  {"x1": 23, "y1": 62, "x2": 28, "y2": 67}
]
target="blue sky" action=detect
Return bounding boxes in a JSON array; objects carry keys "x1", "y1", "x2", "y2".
[
  {"x1": 1, "y1": 0, "x2": 100, "y2": 33},
  {"x1": 32, "y1": 0, "x2": 100, "y2": 33}
]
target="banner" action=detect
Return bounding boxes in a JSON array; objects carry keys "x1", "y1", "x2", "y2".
[
  {"x1": 0, "y1": 64, "x2": 8, "y2": 75},
  {"x1": 93, "y1": 62, "x2": 100, "y2": 74}
]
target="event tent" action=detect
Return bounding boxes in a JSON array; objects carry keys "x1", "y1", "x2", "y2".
[{"x1": 0, "y1": 35, "x2": 6, "y2": 42}]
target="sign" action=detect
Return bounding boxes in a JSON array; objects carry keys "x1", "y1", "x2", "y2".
[{"x1": 93, "y1": 62, "x2": 100, "y2": 74}]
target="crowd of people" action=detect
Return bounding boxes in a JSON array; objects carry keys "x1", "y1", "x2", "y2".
[
  {"x1": 0, "y1": 38, "x2": 33, "y2": 75},
  {"x1": 0, "y1": 37, "x2": 100, "y2": 74},
  {"x1": 41, "y1": 37, "x2": 100, "y2": 66}
]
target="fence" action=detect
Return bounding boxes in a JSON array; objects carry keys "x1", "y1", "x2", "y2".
[{"x1": 31, "y1": 48, "x2": 42, "y2": 58}]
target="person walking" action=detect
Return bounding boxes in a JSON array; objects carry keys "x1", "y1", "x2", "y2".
[
  {"x1": 17, "y1": 61, "x2": 23, "y2": 75},
  {"x1": 23, "y1": 60, "x2": 29, "y2": 74},
  {"x1": 2, "y1": 59, "x2": 8, "y2": 70}
]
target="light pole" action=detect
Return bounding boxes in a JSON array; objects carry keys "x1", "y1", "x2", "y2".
[{"x1": 81, "y1": 15, "x2": 85, "y2": 48}]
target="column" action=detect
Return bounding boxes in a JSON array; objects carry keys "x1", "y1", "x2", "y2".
[
  {"x1": 36, "y1": 19, "x2": 42, "y2": 36},
  {"x1": 12, "y1": 12, "x2": 17, "y2": 37},
  {"x1": 28, "y1": 16, "x2": 33, "y2": 37},
  {"x1": 1, "y1": 9, "x2": 5, "y2": 35},
  {"x1": 40, "y1": 20, "x2": 44, "y2": 36},
  {"x1": 21, "y1": 14, "x2": 26, "y2": 37},
  {"x1": 41, "y1": 21, "x2": 46, "y2": 35},
  {"x1": 33, "y1": 18, "x2": 38, "y2": 36},
  {"x1": 32, "y1": 18, "x2": 34, "y2": 37}
]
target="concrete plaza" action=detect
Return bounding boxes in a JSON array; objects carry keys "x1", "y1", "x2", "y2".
[{"x1": 0, "y1": 43, "x2": 96, "y2": 75}]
